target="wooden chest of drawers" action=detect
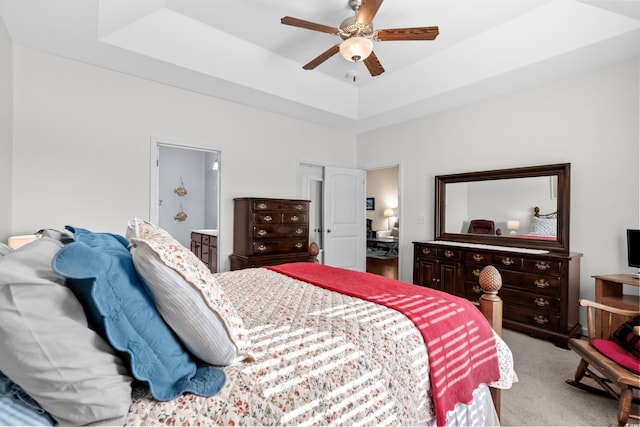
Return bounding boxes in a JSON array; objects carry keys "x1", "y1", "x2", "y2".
[
  {"x1": 413, "y1": 241, "x2": 582, "y2": 347},
  {"x1": 190, "y1": 231, "x2": 217, "y2": 273},
  {"x1": 230, "y1": 198, "x2": 312, "y2": 270}
]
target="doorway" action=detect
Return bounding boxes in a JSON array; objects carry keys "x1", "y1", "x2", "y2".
[
  {"x1": 150, "y1": 139, "x2": 220, "y2": 257},
  {"x1": 365, "y1": 165, "x2": 400, "y2": 280}
]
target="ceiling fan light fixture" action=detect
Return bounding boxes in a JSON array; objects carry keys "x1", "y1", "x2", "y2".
[{"x1": 339, "y1": 36, "x2": 373, "y2": 62}]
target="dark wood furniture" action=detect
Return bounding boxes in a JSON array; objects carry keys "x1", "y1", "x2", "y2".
[
  {"x1": 413, "y1": 240, "x2": 582, "y2": 347},
  {"x1": 230, "y1": 197, "x2": 312, "y2": 270},
  {"x1": 594, "y1": 274, "x2": 640, "y2": 339},
  {"x1": 191, "y1": 231, "x2": 217, "y2": 273},
  {"x1": 566, "y1": 300, "x2": 640, "y2": 427}
]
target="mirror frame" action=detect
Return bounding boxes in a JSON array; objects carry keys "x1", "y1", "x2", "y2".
[{"x1": 435, "y1": 163, "x2": 571, "y2": 253}]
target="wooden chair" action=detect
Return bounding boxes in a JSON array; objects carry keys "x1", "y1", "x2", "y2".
[{"x1": 566, "y1": 299, "x2": 640, "y2": 426}]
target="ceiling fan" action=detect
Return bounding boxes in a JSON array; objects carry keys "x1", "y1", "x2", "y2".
[{"x1": 281, "y1": 0, "x2": 439, "y2": 77}]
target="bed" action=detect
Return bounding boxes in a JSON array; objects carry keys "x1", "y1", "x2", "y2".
[
  {"x1": 0, "y1": 219, "x2": 516, "y2": 426},
  {"x1": 513, "y1": 206, "x2": 558, "y2": 240}
]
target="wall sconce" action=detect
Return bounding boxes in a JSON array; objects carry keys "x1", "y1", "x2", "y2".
[{"x1": 507, "y1": 220, "x2": 520, "y2": 235}]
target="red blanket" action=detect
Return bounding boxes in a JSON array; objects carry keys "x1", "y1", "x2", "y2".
[{"x1": 267, "y1": 263, "x2": 500, "y2": 426}]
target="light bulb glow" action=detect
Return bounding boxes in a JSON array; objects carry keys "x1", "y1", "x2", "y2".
[{"x1": 339, "y1": 37, "x2": 373, "y2": 62}]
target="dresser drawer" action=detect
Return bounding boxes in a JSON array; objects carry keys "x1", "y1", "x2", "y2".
[
  {"x1": 283, "y1": 213, "x2": 307, "y2": 224},
  {"x1": 252, "y1": 239, "x2": 308, "y2": 255},
  {"x1": 504, "y1": 305, "x2": 560, "y2": 332},
  {"x1": 493, "y1": 255, "x2": 523, "y2": 269},
  {"x1": 465, "y1": 252, "x2": 493, "y2": 266},
  {"x1": 500, "y1": 270, "x2": 561, "y2": 297},
  {"x1": 500, "y1": 288, "x2": 561, "y2": 314},
  {"x1": 253, "y1": 224, "x2": 307, "y2": 239},
  {"x1": 253, "y1": 200, "x2": 307, "y2": 212},
  {"x1": 524, "y1": 259, "x2": 561, "y2": 275},
  {"x1": 415, "y1": 245, "x2": 461, "y2": 261},
  {"x1": 464, "y1": 281, "x2": 484, "y2": 303}
]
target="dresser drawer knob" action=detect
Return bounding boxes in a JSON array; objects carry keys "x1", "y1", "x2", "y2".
[
  {"x1": 422, "y1": 248, "x2": 432, "y2": 255},
  {"x1": 501, "y1": 257, "x2": 514, "y2": 266},
  {"x1": 472, "y1": 268, "x2": 481, "y2": 277},
  {"x1": 295, "y1": 228, "x2": 304, "y2": 235},
  {"x1": 444, "y1": 250, "x2": 454, "y2": 258},
  {"x1": 472, "y1": 285, "x2": 482, "y2": 294},
  {"x1": 295, "y1": 242, "x2": 303, "y2": 249},
  {"x1": 472, "y1": 253, "x2": 484, "y2": 262},
  {"x1": 534, "y1": 279, "x2": 550, "y2": 288},
  {"x1": 263, "y1": 215, "x2": 273, "y2": 222},
  {"x1": 295, "y1": 205, "x2": 304, "y2": 210},
  {"x1": 257, "y1": 203, "x2": 267, "y2": 209},
  {"x1": 290, "y1": 215, "x2": 299, "y2": 222},
  {"x1": 257, "y1": 229, "x2": 267, "y2": 237},
  {"x1": 534, "y1": 297, "x2": 550, "y2": 307},
  {"x1": 256, "y1": 244, "x2": 268, "y2": 252},
  {"x1": 535, "y1": 261, "x2": 550, "y2": 270},
  {"x1": 533, "y1": 315, "x2": 549, "y2": 325}
]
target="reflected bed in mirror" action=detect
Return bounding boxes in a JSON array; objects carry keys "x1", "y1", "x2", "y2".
[{"x1": 435, "y1": 163, "x2": 570, "y2": 253}]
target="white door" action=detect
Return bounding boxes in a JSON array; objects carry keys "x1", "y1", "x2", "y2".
[{"x1": 323, "y1": 166, "x2": 366, "y2": 271}]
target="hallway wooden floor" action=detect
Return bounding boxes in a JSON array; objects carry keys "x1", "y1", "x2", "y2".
[{"x1": 366, "y1": 256, "x2": 398, "y2": 280}]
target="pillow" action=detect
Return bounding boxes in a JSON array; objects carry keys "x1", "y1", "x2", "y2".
[
  {"x1": 0, "y1": 237, "x2": 132, "y2": 425},
  {"x1": 389, "y1": 227, "x2": 399, "y2": 238},
  {"x1": 126, "y1": 218, "x2": 252, "y2": 366},
  {"x1": 0, "y1": 242, "x2": 12, "y2": 256},
  {"x1": 52, "y1": 226, "x2": 226, "y2": 401},
  {"x1": 612, "y1": 315, "x2": 640, "y2": 358},
  {"x1": 0, "y1": 371, "x2": 54, "y2": 426},
  {"x1": 591, "y1": 339, "x2": 640, "y2": 374},
  {"x1": 530, "y1": 216, "x2": 557, "y2": 236}
]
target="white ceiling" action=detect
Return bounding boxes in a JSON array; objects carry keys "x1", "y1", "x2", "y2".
[{"x1": 1, "y1": 0, "x2": 639, "y2": 133}]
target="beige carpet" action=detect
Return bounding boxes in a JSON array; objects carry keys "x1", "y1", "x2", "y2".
[{"x1": 499, "y1": 329, "x2": 637, "y2": 427}]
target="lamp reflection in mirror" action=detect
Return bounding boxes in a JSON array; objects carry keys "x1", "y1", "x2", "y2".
[
  {"x1": 507, "y1": 220, "x2": 520, "y2": 235},
  {"x1": 384, "y1": 208, "x2": 394, "y2": 231},
  {"x1": 340, "y1": 36, "x2": 373, "y2": 62}
]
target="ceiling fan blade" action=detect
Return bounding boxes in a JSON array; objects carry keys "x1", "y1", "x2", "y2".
[
  {"x1": 363, "y1": 51, "x2": 385, "y2": 76},
  {"x1": 375, "y1": 26, "x2": 439, "y2": 41},
  {"x1": 303, "y1": 44, "x2": 341, "y2": 70},
  {"x1": 281, "y1": 16, "x2": 340, "y2": 35},
  {"x1": 356, "y1": 0, "x2": 384, "y2": 27}
]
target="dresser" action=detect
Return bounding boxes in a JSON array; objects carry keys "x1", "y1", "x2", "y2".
[
  {"x1": 190, "y1": 231, "x2": 217, "y2": 273},
  {"x1": 413, "y1": 241, "x2": 582, "y2": 347},
  {"x1": 230, "y1": 197, "x2": 312, "y2": 270}
]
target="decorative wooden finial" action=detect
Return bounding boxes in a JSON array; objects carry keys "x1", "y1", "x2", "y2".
[
  {"x1": 309, "y1": 242, "x2": 320, "y2": 264},
  {"x1": 479, "y1": 265, "x2": 502, "y2": 302}
]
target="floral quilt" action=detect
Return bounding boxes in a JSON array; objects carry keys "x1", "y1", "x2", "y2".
[{"x1": 125, "y1": 268, "x2": 515, "y2": 426}]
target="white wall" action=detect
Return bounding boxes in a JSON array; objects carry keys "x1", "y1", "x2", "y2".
[
  {"x1": 10, "y1": 46, "x2": 356, "y2": 270},
  {"x1": 0, "y1": 18, "x2": 12, "y2": 240},
  {"x1": 357, "y1": 57, "x2": 640, "y2": 303}
]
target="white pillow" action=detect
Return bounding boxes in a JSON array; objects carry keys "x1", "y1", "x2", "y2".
[
  {"x1": 126, "y1": 218, "x2": 252, "y2": 366},
  {"x1": 0, "y1": 242, "x2": 12, "y2": 256},
  {"x1": 530, "y1": 216, "x2": 557, "y2": 236}
]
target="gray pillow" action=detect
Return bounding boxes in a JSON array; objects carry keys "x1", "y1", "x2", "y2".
[
  {"x1": 0, "y1": 242, "x2": 12, "y2": 256},
  {"x1": 0, "y1": 237, "x2": 132, "y2": 426}
]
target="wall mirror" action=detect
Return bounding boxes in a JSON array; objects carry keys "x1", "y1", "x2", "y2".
[{"x1": 435, "y1": 163, "x2": 571, "y2": 253}]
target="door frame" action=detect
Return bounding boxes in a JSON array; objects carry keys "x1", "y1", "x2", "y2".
[
  {"x1": 149, "y1": 136, "x2": 222, "y2": 263},
  {"x1": 364, "y1": 161, "x2": 403, "y2": 281}
]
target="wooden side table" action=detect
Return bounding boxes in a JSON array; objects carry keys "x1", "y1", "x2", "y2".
[{"x1": 593, "y1": 274, "x2": 640, "y2": 338}]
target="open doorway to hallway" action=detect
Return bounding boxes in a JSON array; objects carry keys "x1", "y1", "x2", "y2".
[{"x1": 365, "y1": 165, "x2": 399, "y2": 280}]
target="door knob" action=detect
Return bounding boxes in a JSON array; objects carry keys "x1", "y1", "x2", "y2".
[{"x1": 327, "y1": 229, "x2": 332, "y2": 233}]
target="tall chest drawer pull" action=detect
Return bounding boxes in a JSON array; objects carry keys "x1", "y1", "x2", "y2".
[
  {"x1": 472, "y1": 253, "x2": 484, "y2": 262},
  {"x1": 294, "y1": 204, "x2": 304, "y2": 210},
  {"x1": 533, "y1": 315, "x2": 549, "y2": 325},
  {"x1": 290, "y1": 215, "x2": 299, "y2": 222},
  {"x1": 422, "y1": 248, "x2": 432, "y2": 255},
  {"x1": 534, "y1": 297, "x2": 549, "y2": 307},
  {"x1": 535, "y1": 261, "x2": 550, "y2": 270},
  {"x1": 472, "y1": 268, "x2": 481, "y2": 277},
  {"x1": 256, "y1": 244, "x2": 268, "y2": 252},
  {"x1": 263, "y1": 215, "x2": 273, "y2": 222},
  {"x1": 257, "y1": 203, "x2": 267, "y2": 209},
  {"x1": 257, "y1": 229, "x2": 267, "y2": 237},
  {"x1": 294, "y1": 242, "x2": 303, "y2": 249},
  {"x1": 534, "y1": 279, "x2": 550, "y2": 289},
  {"x1": 472, "y1": 285, "x2": 482, "y2": 294},
  {"x1": 501, "y1": 257, "x2": 514, "y2": 266},
  {"x1": 444, "y1": 250, "x2": 454, "y2": 258},
  {"x1": 295, "y1": 228, "x2": 304, "y2": 235}
]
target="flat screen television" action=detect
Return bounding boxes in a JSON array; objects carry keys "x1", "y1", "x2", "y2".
[{"x1": 627, "y1": 229, "x2": 640, "y2": 277}]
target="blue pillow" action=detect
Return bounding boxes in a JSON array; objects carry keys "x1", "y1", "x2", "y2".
[{"x1": 52, "y1": 226, "x2": 225, "y2": 401}]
